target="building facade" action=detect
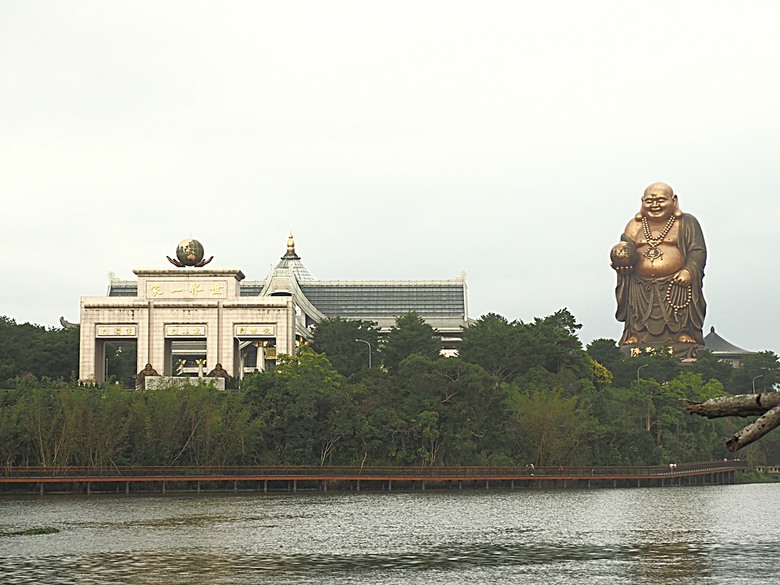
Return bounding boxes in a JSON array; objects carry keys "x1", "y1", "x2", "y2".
[
  {"x1": 79, "y1": 266, "x2": 295, "y2": 384},
  {"x1": 79, "y1": 236, "x2": 470, "y2": 383}
]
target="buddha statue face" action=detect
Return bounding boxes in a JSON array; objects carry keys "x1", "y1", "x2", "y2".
[{"x1": 641, "y1": 182, "x2": 677, "y2": 221}]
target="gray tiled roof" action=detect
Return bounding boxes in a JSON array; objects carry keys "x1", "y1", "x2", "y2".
[
  {"x1": 239, "y1": 282, "x2": 264, "y2": 297},
  {"x1": 300, "y1": 280, "x2": 467, "y2": 330},
  {"x1": 300, "y1": 280, "x2": 465, "y2": 317},
  {"x1": 703, "y1": 327, "x2": 753, "y2": 355},
  {"x1": 275, "y1": 256, "x2": 315, "y2": 282},
  {"x1": 107, "y1": 281, "x2": 138, "y2": 297}
]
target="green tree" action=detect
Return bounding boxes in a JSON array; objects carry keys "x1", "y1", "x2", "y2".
[
  {"x1": 18, "y1": 387, "x2": 68, "y2": 466},
  {"x1": 687, "y1": 349, "x2": 735, "y2": 390},
  {"x1": 0, "y1": 317, "x2": 79, "y2": 385},
  {"x1": 393, "y1": 355, "x2": 508, "y2": 466},
  {"x1": 123, "y1": 385, "x2": 192, "y2": 465},
  {"x1": 589, "y1": 358, "x2": 613, "y2": 389},
  {"x1": 459, "y1": 313, "x2": 530, "y2": 382},
  {"x1": 79, "y1": 387, "x2": 131, "y2": 467},
  {"x1": 630, "y1": 371, "x2": 724, "y2": 464},
  {"x1": 586, "y1": 338, "x2": 623, "y2": 373},
  {"x1": 586, "y1": 385, "x2": 659, "y2": 465},
  {"x1": 380, "y1": 311, "x2": 440, "y2": 372},
  {"x1": 350, "y1": 369, "x2": 415, "y2": 465},
  {"x1": 619, "y1": 349, "x2": 686, "y2": 388},
  {"x1": 730, "y1": 351, "x2": 780, "y2": 394},
  {"x1": 0, "y1": 389, "x2": 33, "y2": 466},
  {"x1": 247, "y1": 347, "x2": 357, "y2": 465},
  {"x1": 310, "y1": 317, "x2": 380, "y2": 377},
  {"x1": 505, "y1": 383, "x2": 593, "y2": 467},
  {"x1": 530, "y1": 309, "x2": 590, "y2": 377},
  {"x1": 460, "y1": 309, "x2": 590, "y2": 384}
]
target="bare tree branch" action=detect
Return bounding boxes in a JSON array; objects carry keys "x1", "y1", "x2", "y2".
[
  {"x1": 687, "y1": 393, "x2": 780, "y2": 418},
  {"x1": 725, "y1": 404, "x2": 780, "y2": 452},
  {"x1": 687, "y1": 393, "x2": 780, "y2": 451}
]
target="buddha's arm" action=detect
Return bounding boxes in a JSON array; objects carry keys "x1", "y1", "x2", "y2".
[{"x1": 681, "y1": 214, "x2": 707, "y2": 281}]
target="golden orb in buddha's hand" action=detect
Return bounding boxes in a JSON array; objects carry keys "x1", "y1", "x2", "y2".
[{"x1": 610, "y1": 240, "x2": 638, "y2": 268}]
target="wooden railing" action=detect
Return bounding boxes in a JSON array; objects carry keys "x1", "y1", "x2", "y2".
[{"x1": 0, "y1": 460, "x2": 747, "y2": 483}]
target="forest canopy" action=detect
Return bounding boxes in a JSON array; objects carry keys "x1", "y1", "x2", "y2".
[{"x1": 1, "y1": 311, "x2": 778, "y2": 469}]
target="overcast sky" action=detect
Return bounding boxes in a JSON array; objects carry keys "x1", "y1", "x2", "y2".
[{"x1": 1, "y1": 1, "x2": 778, "y2": 355}]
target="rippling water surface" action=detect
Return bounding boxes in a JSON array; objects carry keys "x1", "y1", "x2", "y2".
[{"x1": 2, "y1": 484, "x2": 779, "y2": 584}]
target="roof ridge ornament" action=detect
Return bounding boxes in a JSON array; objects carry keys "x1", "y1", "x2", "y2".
[{"x1": 282, "y1": 232, "x2": 301, "y2": 260}]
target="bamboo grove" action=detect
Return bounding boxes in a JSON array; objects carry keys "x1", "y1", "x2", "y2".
[{"x1": 1, "y1": 311, "x2": 779, "y2": 469}]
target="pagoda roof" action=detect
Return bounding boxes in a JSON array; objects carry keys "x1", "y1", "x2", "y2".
[
  {"x1": 703, "y1": 326, "x2": 753, "y2": 355},
  {"x1": 253, "y1": 235, "x2": 469, "y2": 332},
  {"x1": 275, "y1": 233, "x2": 315, "y2": 282}
]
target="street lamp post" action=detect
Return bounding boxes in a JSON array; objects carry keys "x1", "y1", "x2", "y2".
[
  {"x1": 637, "y1": 363, "x2": 649, "y2": 382},
  {"x1": 753, "y1": 375, "x2": 763, "y2": 393},
  {"x1": 355, "y1": 339, "x2": 372, "y2": 369}
]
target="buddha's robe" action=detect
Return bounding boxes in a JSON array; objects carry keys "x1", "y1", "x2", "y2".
[{"x1": 615, "y1": 213, "x2": 707, "y2": 347}]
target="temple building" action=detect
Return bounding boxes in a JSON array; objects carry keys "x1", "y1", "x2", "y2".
[
  {"x1": 703, "y1": 326, "x2": 754, "y2": 367},
  {"x1": 79, "y1": 236, "x2": 469, "y2": 384}
]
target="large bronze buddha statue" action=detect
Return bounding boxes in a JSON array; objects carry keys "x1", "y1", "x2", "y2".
[{"x1": 611, "y1": 182, "x2": 707, "y2": 355}]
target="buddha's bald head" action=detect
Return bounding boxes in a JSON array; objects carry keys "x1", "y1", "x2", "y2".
[{"x1": 644, "y1": 182, "x2": 674, "y2": 198}]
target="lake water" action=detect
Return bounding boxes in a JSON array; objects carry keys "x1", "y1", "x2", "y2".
[{"x1": 1, "y1": 484, "x2": 779, "y2": 584}]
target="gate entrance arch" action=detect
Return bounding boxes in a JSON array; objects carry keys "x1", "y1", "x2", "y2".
[{"x1": 80, "y1": 267, "x2": 295, "y2": 384}]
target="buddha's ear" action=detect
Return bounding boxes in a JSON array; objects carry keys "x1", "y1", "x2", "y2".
[
  {"x1": 634, "y1": 211, "x2": 643, "y2": 221},
  {"x1": 673, "y1": 194, "x2": 683, "y2": 218}
]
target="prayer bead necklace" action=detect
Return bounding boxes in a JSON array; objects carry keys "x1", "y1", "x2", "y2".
[{"x1": 641, "y1": 215, "x2": 676, "y2": 264}]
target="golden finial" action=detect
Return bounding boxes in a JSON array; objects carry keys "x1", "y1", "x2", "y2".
[{"x1": 287, "y1": 232, "x2": 295, "y2": 254}]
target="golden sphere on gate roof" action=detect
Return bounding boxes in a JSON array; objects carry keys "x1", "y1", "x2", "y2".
[
  {"x1": 176, "y1": 239, "x2": 205, "y2": 266},
  {"x1": 167, "y1": 239, "x2": 212, "y2": 267}
]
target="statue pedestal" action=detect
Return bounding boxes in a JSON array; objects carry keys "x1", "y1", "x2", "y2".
[{"x1": 619, "y1": 343, "x2": 701, "y2": 360}]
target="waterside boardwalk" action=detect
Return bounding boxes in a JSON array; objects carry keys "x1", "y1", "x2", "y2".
[{"x1": 0, "y1": 460, "x2": 746, "y2": 495}]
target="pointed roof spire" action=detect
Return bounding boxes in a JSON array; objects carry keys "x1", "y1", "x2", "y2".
[
  {"x1": 282, "y1": 232, "x2": 300, "y2": 260},
  {"x1": 275, "y1": 232, "x2": 314, "y2": 281}
]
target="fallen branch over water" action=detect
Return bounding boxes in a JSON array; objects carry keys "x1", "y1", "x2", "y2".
[{"x1": 687, "y1": 393, "x2": 780, "y2": 452}]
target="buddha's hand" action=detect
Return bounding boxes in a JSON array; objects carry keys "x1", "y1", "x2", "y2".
[{"x1": 672, "y1": 269, "x2": 692, "y2": 286}]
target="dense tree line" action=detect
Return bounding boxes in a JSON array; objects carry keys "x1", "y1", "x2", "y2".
[
  {"x1": 1, "y1": 311, "x2": 779, "y2": 469},
  {"x1": 0, "y1": 317, "x2": 80, "y2": 385}
]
